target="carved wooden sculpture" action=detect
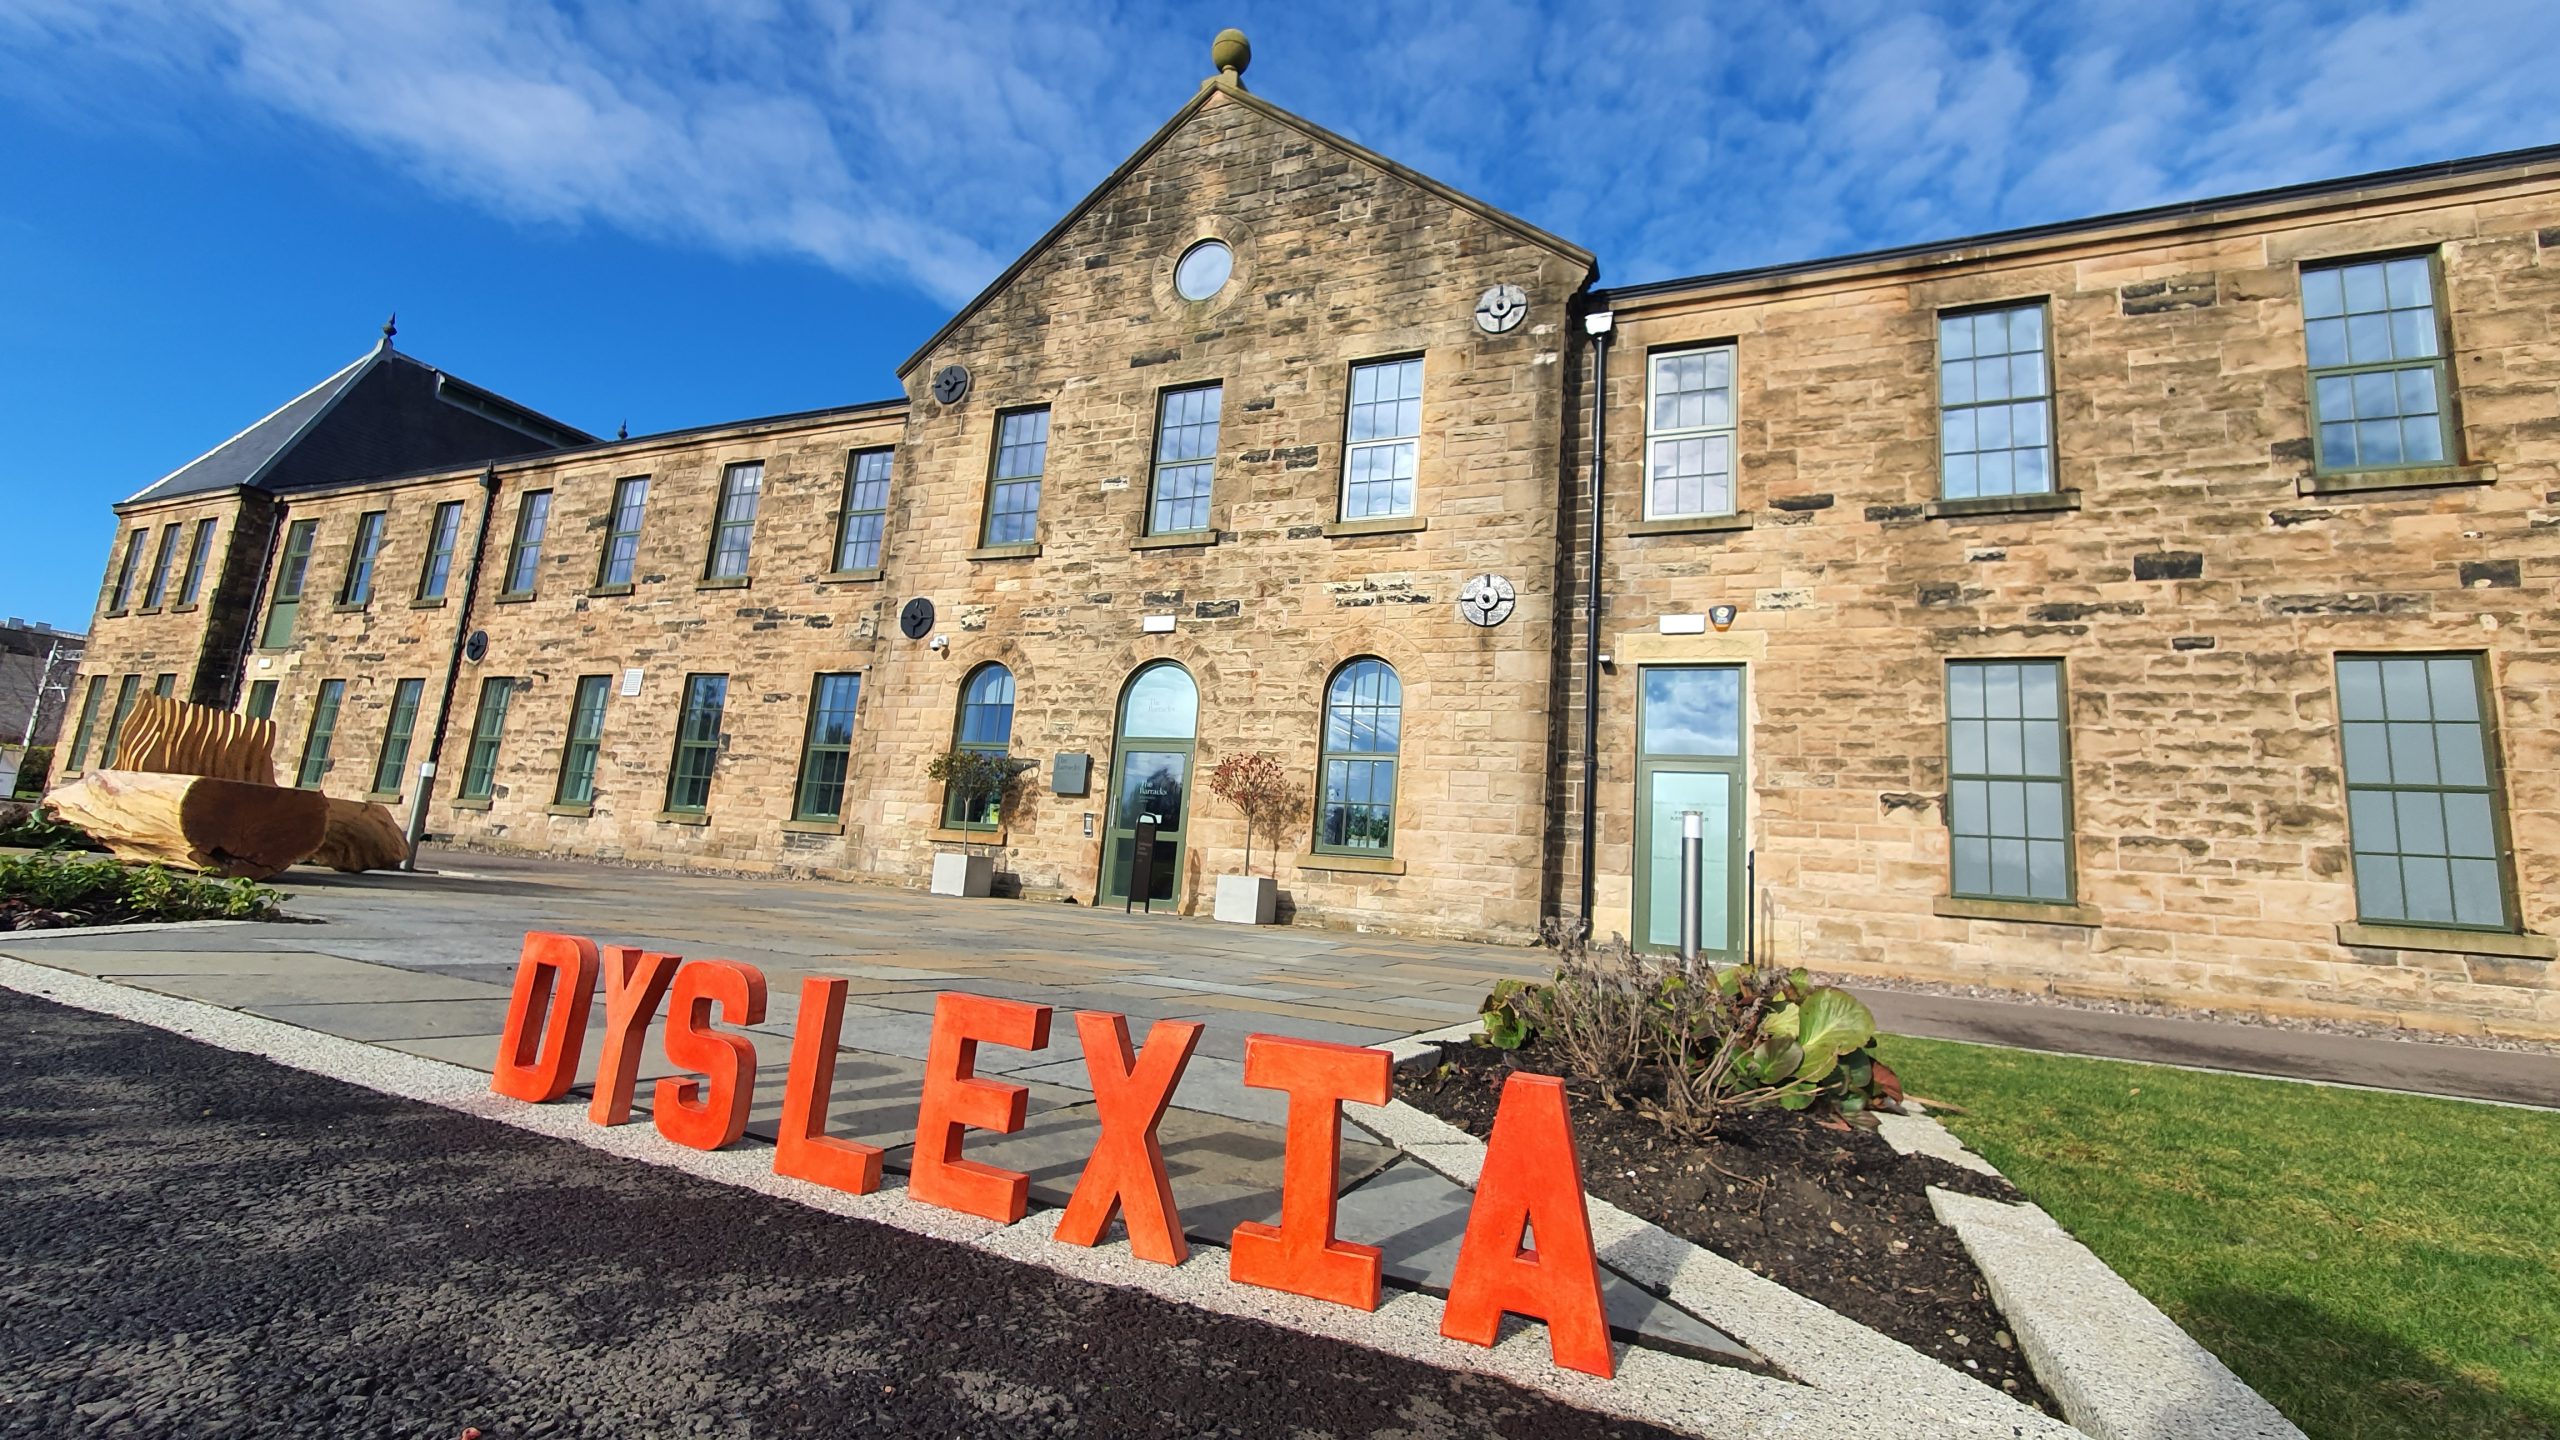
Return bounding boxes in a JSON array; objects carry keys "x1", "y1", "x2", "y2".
[{"x1": 43, "y1": 693, "x2": 406, "y2": 876}]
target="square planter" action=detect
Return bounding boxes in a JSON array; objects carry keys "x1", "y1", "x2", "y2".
[
  {"x1": 1214, "y1": 873, "x2": 1279, "y2": 925},
  {"x1": 930, "y1": 851, "x2": 994, "y2": 898}
]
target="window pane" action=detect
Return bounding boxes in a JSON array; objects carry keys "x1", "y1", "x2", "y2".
[{"x1": 1639, "y1": 668, "x2": 1739, "y2": 756}]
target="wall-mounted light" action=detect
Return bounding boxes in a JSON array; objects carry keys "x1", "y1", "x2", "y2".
[{"x1": 928, "y1": 634, "x2": 950, "y2": 652}]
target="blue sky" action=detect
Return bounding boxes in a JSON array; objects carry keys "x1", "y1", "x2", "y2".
[{"x1": 3, "y1": 0, "x2": 2554, "y2": 630}]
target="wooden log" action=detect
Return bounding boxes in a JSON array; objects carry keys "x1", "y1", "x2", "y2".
[
  {"x1": 41, "y1": 770, "x2": 328, "y2": 880},
  {"x1": 115, "y1": 695, "x2": 279, "y2": 784},
  {"x1": 311, "y1": 796, "x2": 409, "y2": 873}
]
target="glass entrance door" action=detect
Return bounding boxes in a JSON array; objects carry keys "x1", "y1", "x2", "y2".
[
  {"x1": 1102, "y1": 663, "x2": 1198, "y2": 906},
  {"x1": 1632, "y1": 666, "x2": 1746, "y2": 956}
]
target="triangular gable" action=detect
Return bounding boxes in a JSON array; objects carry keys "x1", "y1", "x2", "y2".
[{"x1": 897, "y1": 77, "x2": 1595, "y2": 379}]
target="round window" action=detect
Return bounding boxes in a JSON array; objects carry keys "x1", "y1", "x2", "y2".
[{"x1": 1174, "y1": 240, "x2": 1233, "y2": 301}]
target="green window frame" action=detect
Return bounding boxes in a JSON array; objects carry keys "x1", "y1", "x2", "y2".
[
  {"x1": 1147, "y1": 383, "x2": 1222, "y2": 535},
  {"x1": 598, "y1": 477, "x2": 649, "y2": 587},
  {"x1": 981, "y1": 410, "x2": 1048, "y2": 546},
  {"x1": 98, "y1": 674, "x2": 142, "y2": 769},
  {"x1": 107, "y1": 529, "x2": 146, "y2": 614},
  {"x1": 793, "y1": 672, "x2": 863, "y2": 822},
  {"x1": 705, "y1": 463, "x2": 762, "y2": 579},
  {"x1": 2302, "y1": 254, "x2": 2454, "y2": 473},
  {"x1": 1341, "y1": 358, "x2": 1422, "y2": 520},
  {"x1": 372, "y1": 678, "x2": 425, "y2": 798},
  {"x1": 339, "y1": 510, "x2": 386, "y2": 605},
  {"x1": 1939, "y1": 302, "x2": 2054, "y2": 500},
  {"x1": 459, "y1": 677, "x2": 515, "y2": 801},
  {"x1": 419, "y1": 500, "x2": 463, "y2": 600},
  {"x1": 296, "y1": 678, "x2": 345, "y2": 789},
  {"x1": 1947, "y1": 660, "x2": 2075, "y2": 904},
  {"x1": 664, "y1": 674, "x2": 728, "y2": 814},
  {"x1": 555, "y1": 674, "x2": 612, "y2": 807},
  {"x1": 261, "y1": 519, "x2": 318, "y2": 648},
  {"x1": 63, "y1": 675, "x2": 107, "y2": 775},
  {"x1": 243, "y1": 679, "x2": 277, "y2": 721},
  {"x1": 141, "y1": 524, "x2": 180, "y2": 609},
  {"x1": 152, "y1": 673, "x2": 176, "y2": 697},
  {"x1": 943, "y1": 664, "x2": 1015, "y2": 829},
  {"x1": 502, "y1": 491, "x2": 550, "y2": 596},
  {"x1": 2337, "y1": 654, "x2": 2514, "y2": 930},
  {"x1": 177, "y1": 517, "x2": 217, "y2": 605},
  {"x1": 834, "y1": 450, "x2": 893, "y2": 572},
  {"x1": 1316, "y1": 657, "x2": 1401, "y2": 855},
  {"x1": 1645, "y1": 345, "x2": 1737, "y2": 519}
]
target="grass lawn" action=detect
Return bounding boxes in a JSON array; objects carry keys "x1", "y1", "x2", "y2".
[{"x1": 1878, "y1": 1035, "x2": 2559, "y2": 1440}]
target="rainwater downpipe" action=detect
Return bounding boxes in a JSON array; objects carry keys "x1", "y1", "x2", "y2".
[
  {"x1": 1578, "y1": 309, "x2": 1612, "y2": 924},
  {"x1": 403, "y1": 465, "x2": 501, "y2": 870}
]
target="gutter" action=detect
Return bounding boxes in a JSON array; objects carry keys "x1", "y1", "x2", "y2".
[
  {"x1": 403, "y1": 465, "x2": 501, "y2": 869},
  {"x1": 1578, "y1": 310, "x2": 1612, "y2": 924}
]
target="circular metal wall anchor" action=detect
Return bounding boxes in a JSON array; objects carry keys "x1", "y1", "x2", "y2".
[
  {"x1": 899, "y1": 597, "x2": 936, "y2": 640},
  {"x1": 1458, "y1": 573, "x2": 1517, "y2": 627},
  {"x1": 1474, "y1": 284, "x2": 1528, "y2": 334},
  {"x1": 930, "y1": 364, "x2": 972, "y2": 405}
]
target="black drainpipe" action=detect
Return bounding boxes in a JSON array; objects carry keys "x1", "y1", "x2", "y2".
[
  {"x1": 1578, "y1": 311, "x2": 1612, "y2": 925},
  {"x1": 403, "y1": 465, "x2": 501, "y2": 869}
]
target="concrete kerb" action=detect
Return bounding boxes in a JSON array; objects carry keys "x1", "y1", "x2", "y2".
[
  {"x1": 0, "y1": 918, "x2": 257, "y2": 940},
  {"x1": 1877, "y1": 1109, "x2": 2308, "y2": 1440},
  {"x1": 0, "y1": 953, "x2": 2072, "y2": 1440}
]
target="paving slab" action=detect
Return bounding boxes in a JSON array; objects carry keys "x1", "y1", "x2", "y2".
[
  {"x1": 726, "y1": 1048, "x2": 1089, "y2": 1152},
  {"x1": 380, "y1": 1030, "x2": 686, "y2": 1085},
  {"x1": 0, "y1": 948, "x2": 371, "y2": 977},
  {"x1": 245, "y1": 997, "x2": 518, "y2": 1042},
  {"x1": 1333, "y1": 1159, "x2": 1752, "y2": 1364},
  {"x1": 119, "y1": 969, "x2": 508, "y2": 1009}
]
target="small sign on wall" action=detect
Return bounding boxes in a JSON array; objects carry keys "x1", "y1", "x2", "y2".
[
  {"x1": 620, "y1": 668, "x2": 644, "y2": 697},
  {"x1": 1659, "y1": 615, "x2": 1708, "y2": 636}
]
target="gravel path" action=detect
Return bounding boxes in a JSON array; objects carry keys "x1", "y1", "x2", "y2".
[{"x1": 0, "y1": 989, "x2": 1681, "y2": 1440}]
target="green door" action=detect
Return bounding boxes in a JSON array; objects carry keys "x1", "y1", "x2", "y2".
[
  {"x1": 1633, "y1": 666, "x2": 1746, "y2": 956},
  {"x1": 1101, "y1": 662, "x2": 1198, "y2": 905}
]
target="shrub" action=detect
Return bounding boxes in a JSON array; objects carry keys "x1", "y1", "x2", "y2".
[
  {"x1": 1478, "y1": 923, "x2": 1901, "y2": 1131},
  {"x1": 0, "y1": 851, "x2": 284, "y2": 931},
  {"x1": 924, "y1": 748, "x2": 1036, "y2": 849},
  {"x1": 1206, "y1": 751, "x2": 1299, "y2": 876},
  {"x1": 0, "y1": 806, "x2": 100, "y2": 852},
  {"x1": 10, "y1": 745, "x2": 50, "y2": 798}
]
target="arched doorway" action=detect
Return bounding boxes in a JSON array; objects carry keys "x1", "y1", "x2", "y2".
[{"x1": 1101, "y1": 661, "x2": 1198, "y2": 906}]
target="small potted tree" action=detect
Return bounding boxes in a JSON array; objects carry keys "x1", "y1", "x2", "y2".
[
  {"x1": 1207, "y1": 751, "x2": 1297, "y2": 925},
  {"x1": 925, "y1": 748, "x2": 1034, "y2": 897}
]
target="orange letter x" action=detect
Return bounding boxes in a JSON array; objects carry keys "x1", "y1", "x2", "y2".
[{"x1": 1053, "y1": 1012, "x2": 1202, "y2": 1264}]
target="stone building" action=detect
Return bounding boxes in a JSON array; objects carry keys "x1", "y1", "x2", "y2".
[{"x1": 55, "y1": 40, "x2": 2560, "y2": 1039}]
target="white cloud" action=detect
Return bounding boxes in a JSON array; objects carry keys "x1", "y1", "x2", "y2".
[{"x1": 2, "y1": 0, "x2": 2553, "y2": 302}]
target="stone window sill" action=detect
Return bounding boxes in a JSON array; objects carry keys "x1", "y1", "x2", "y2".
[
  {"x1": 588, "y1": 583, "x2": 634, "y2": 598},
  {"x1": 451, "y1": 797, "x2": 493, "y2": 812},
  {"x1": 2299, "y1": 463, "x2": 2495, "y2": 497},
  {"x1": 782, "y1": 818, "x2": 845, "y2": 835},
  {"x1": 491, "y1": 592, "x2": 535, "y2": 605},
  {"x1": 696, "y1": 575, "x2": 751, "y2": 591},
  {"x1": 1926, "y1": 489, "x2": 2082, "y2": 521},
  {"x1": 1297, "y1": 852, "x2": 1406, "y2": 876},
  {"x1": 411, "y1": 597, "x2": 448, "y2": 609},
  {"x1": 546, "y1": 803, "x2": 593, "y2": 818},
  {"x1": 1322, "y1": 515, "x2": 1427, "y2": 539},
  {"x1": 656, "y1": 810, "x2": 711, "y2": 826},
  {"x1": 1133, "y1": 531, "x2": 1218, "y2": 551},
  {"x1": 103, "y1": 610, "x2": 128, "y2": 620},
  {"x1": 135, "y1": 606, "x2": 163, "y2": 617},
  {"x1": 1630, "y1": 512, "x2": 1755, "y2": 538},
  {"x1": 822, "y1": 567, "x2": 884, "y2": 583},
  {"x1": 932, "y1": 826, "x2": 1006, "y2": 846},
  {"x1": 967, "y1": 543, "x2": 1042, "y2": 562},
  {"x1": 169, "y1": 604, "x2": 198, "y2": 614},
  {"x1": 2337, "y1": 920, "x2": 2554, "y2": 959},
  {"x1": 1934, "y1": 894, "x2": 2101, "y2": 927},
  {"x1": 331, "y1": 602, "x2": 368, "y2": 614},
  {"x1": 364, "y1": 791, "x2": 404, "y2": 806}
]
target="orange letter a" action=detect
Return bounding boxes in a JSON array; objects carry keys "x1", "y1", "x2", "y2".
[{"x1": 1439, "y1": 1071, "x2": 1614, "y2": 1377}]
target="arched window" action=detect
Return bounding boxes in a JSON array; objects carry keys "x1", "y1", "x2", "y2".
[
  {"x1": 944, "y1": 663, "x2": 1017, "y2": 829},
  {"x1": 1317, "y1": 658, "x2": 1401, "y2": 855}
]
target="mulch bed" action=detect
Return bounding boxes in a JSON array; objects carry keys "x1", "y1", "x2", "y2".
[{"x1": 1406, "y1": 1042, "x2": 2054, "y2": 1410}]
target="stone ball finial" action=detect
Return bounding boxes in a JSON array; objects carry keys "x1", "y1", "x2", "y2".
[{"x1": 1211, "y1": 28, "x2": 1250, "y2": 80}]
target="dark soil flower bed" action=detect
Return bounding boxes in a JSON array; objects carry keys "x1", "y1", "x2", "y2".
[{"x1": 1407, "y1": 1042, "x2": 2055, "y2": 1409}]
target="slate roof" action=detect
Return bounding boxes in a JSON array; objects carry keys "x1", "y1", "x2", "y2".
[{"x1": 126, "y1": 339, "x2": 594, "y2": 507}]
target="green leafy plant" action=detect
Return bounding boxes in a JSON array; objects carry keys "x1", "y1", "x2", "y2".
[
  {"x1": 0, "y1": 805, "x2": 98, "y2": 852},
  {"x1": 8, "y1": 745, "x2": 51, "y2": 799},
  {"x1": 1476, "y1": 923, "x2": 1900, "y2": 1130},
  {"x1": 0, "y1": 851, "x2": 284, "y2": 931},
  {"x1": 925, "y1": 748, "x2": 1036, "y2": 855}
]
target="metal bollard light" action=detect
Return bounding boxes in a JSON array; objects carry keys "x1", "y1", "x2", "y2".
[{"x1": 1678, "y1": 809, "x2": 1703, "y2": 964}]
